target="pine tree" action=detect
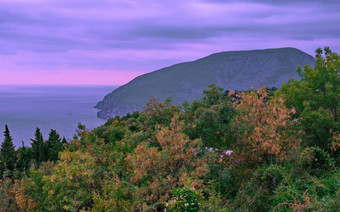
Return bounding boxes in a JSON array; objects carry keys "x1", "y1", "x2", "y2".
[
  {"x1": 31, "y1": 128, "x2": 45, "y2": 166},
  {"x1": 46, "y1": 129, "x2": 62, "y2": 161},
  {"x1": 16, "y1": 141, "x2": 33, "y2": 174},
  {"x1": 61, "y1": 137, "x2": 67, "y2": 145},
  {"x1": 0, "y1": 125, "x2": 18, "y2": 178}
]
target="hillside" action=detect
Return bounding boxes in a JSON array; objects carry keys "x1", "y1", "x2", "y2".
[
  {"x1": 95, "y1": 47, "x2": 315, "y2": 118},
  {"x1": 1, "y1": 48, "x2": 338, "y2": 212}
]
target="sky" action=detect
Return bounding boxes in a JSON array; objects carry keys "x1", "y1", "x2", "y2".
[{"x1": 0, "y1": 0, "x2": 339, "y2": 85}]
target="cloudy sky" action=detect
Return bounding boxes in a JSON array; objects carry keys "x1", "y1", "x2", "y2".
[{"x1": 0, "y1": 0, "x2": 339, "y2": 85}]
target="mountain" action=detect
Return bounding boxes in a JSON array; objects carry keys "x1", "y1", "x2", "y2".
[{"x1": 95, "y1": 47, "x2": 315, "y2": 118}]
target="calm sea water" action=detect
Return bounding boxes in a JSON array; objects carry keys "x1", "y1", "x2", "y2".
[{"x1": 0, "y1": 85, "x2": 118, "y2": 148}]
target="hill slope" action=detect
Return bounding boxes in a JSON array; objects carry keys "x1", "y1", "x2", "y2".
[{"x1": 95, "y1": 47, "x2": 315, "y2": 118}]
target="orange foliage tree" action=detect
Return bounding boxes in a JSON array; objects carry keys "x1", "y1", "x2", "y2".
[
  {"x1": 126, "y1": 115, "x2": 208, "y2": 210},
  {"x1": 230, "y1": 86, "x2": 299, "y2": 167},
  {"x1": 0, "y1": 178, "x2": 36, "y2": 212}
]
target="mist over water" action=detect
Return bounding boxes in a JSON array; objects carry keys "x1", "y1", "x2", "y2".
[{"x1": 0, "y1": 85, "x2": 117, "y2": 148}]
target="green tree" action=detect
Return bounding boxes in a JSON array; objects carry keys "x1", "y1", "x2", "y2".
[
  {"x1": 46, "y1": 129, "x2": 63, "y2": 161},
  {"x1": 276, "y1": 47, "x2": 339, "y2": 153},
  {"x1": 31, "y1": 128, "x2": 45, "y2": 166},
  {"x1": 16, "y1": 141, "x2": 33, "y2": 174},
  {"x1": 183, "y1": 84, "x2": 234, "y2": 149},
  {"x1": 0, "y1": 125, "x2": 18, "y2": 178},
  {"x1": 61, "y1": 137, "x2": 67, "y2": 145}
]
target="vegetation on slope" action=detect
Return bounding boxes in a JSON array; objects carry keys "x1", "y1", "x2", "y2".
[{"x1": 0, "y1": 47, "x2": 339, "y2": 211}]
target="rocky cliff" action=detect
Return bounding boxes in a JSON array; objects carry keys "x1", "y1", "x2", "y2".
[{"x1": 95, "y1": 47, "x2": 315, "y2": 118}]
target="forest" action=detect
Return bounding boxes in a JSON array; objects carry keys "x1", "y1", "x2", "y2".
[{"x1": 0, "y1": 47, "x2": 339, "y2": 211}]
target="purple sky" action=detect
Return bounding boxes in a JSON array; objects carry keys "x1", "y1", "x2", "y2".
[{"x1": 0, "y1": 0, "x2": 339, "y2": 85}]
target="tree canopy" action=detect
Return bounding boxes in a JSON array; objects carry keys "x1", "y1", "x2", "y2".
[{"x1": 0, "y1": 47, "x2": 339, "y2": 211}]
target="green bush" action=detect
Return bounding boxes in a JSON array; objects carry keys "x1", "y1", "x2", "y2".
[{"x1": 168, "y1": 187, "x2": 201, "y2": 212}]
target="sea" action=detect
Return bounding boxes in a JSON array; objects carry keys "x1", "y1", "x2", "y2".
[{"x1": 0, "y1": 85, "x2": 118, "y2": 148}]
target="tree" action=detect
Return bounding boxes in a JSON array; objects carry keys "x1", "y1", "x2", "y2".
[
  {"x1": 61, "y1": 137, "x2": 67, "y2": 145},
  {"x1": 231, "y1": 86, "x2": 298, "y2": 167},
  {"x1": 0, "y1": 125, "x2": 18, "y2": 178},
  {"x1": 46, "y1": 129, "x2": 63, "y2": 161},
  {"x1": 183, "y1": 84, "x2": 234, "y2": 149},
  {"x1": 42, "y1": 151, "x2": 97, "y2": 211},
  {"x1": 31, "y1": 128, "x2": 45, "y2": 166},
  {"x1": 16, "y1": 141, "x2": 33, "y2": 174},
  {"x1": 277, "y1": 47, "x2": 339, "y2": 152},
  {"x1": 126, "y1": 115, "x2": 208, "y2": 210}
]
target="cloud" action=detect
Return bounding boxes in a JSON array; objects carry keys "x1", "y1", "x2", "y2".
[
  {"x1": 206, "y1": 0, "x2": 340, "y2": 5},
  {"x1": 0, "y1": 0, "x2": 339, "y2": 84}
]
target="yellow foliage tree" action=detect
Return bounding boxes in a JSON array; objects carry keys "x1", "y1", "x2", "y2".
[{"x1": 42, "y1": 151, "x2": 97, "y2": 211}]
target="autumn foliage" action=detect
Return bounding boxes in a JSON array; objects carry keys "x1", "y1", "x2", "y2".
[
  {"x1": 231, "y1": 86, "x2": 299, "y2": 166},
  {"x1": 0, "y1": 47, "x2": 339, "y2": 211},
  {"x1": 126, "y1": 115, "x2": 207, "y2": 210}
]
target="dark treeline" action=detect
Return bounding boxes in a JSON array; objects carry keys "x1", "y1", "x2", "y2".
[
  {"x1": 0, "y1": 47, "x2": 339, "y2": 211},
  {"x1": 0, "y1": 127, "x2": 67, "y2": 179}
]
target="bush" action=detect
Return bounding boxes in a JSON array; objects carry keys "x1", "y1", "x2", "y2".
[{"x1": 168, "y1": 187, "x2": 201, "y2": 212}]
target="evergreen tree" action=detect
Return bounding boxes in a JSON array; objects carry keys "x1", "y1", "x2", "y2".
[
  {"x1": 31, "y1": 128, "x2": 45, "y2": 166},
  {"x1": 0, "y1": 125, "x2": 17, "y2": 178},
  {"x1": 46, "y1": 129, "x2": 62, "y2": 161},
  {"x1": 61, "y1": 137, "x2": 67, "y2": 145},
  {"x1": 16, "y1": 141, "x2": 33, "y2": 174}
]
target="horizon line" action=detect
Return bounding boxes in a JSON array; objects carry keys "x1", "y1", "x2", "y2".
[{"x1": 0, "y1": 84, "x2": 122, "y2": 86}]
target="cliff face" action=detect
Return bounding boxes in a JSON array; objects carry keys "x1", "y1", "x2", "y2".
[{"x1": 95, "y1": 47, "x2": 315, "y2": 118}]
